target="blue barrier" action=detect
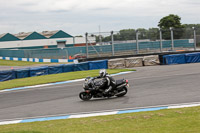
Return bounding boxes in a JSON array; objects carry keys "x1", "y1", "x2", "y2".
[
  {"x1": 48, "y1": 64, "x2": 64, "y2": 74},
  {"x1": 89, "y1": 60, "x2": 108, "y2": 70},
  {"x1": 63, "y1": 64, "x2": 75, "y2": 72},
  {"x1": 163, "y1": 54, "x2": 186, "y2": 65},
  {"x1": 30, "y1": 66, "x2": 49, "y2": 77},
  {"x1": 185, "y1": 52, "x2": 200, "y2": 63},
  {"x1": 74, "y1": 62, "x2": 89, "y2": 71},
  {"x1": 0, "y1": 70, "x2": 16, "y2": 82},
  {"x1": 15, "y1": 68, "x2": 30, "y2": 79}
]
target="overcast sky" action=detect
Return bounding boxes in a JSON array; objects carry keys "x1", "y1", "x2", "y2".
[{"x1": 0, "y1": 0, "x2": 199, "y2": 36}]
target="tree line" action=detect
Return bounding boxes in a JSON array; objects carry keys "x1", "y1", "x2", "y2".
[{"x1": 94, "y1": 14, "x2": 200, "y2": 42}]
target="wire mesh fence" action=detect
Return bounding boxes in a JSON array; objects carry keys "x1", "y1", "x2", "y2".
[
  {"x1": 196, "y1": 28, "x2": 200, "y2": 48},
  {"x1": 85, "y1": 27, "x2": 197, "y2": 58}
]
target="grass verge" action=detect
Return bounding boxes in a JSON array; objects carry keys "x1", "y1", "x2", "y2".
[
  {"x1": 0, "y1": 106, "x2": 200, "y2": 133},
  {"x1": 0, "y1": 59, "x2": 62, "y2": 66},
  {"x1": 0, "y1": 69, "x2": 134, "y2": 90}
]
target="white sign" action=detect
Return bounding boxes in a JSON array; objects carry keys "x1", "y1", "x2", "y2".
[
  {"x1": 189, "y1": 39, "x2": 194, "y2": 43},
  {"x1": 74, "y1": 60, "x2": 79, "y2": 64}
]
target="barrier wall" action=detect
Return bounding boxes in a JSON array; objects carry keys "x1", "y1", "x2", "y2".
[
  {"x1": 109, "y1": 56, "x2": 160, "y2": 68},
  {"x1": 0, "y1": 60, "x2": 108, "y2": 82},
  {"x1": 1, "y1": 52, "x2": 200, "y2": 82},
  {"x1": 162, "y1": 52, "x2": 200, "y2": 65},
  {"x1": 48, "y1": 64, "x2": 64, "y2": 74},
  {"x1": 89, "y1": 60, "x2": 108, "y2": 70},
  {"x1": 63, "y1": 64, "x2": 75, "y2": 72},
  {"x1": 74, "y1": 62, "x2": 89, "y2": 71},
  {"x1": 143, "y1": 55, "x2": 160, "y2": 66},
  {"x1": 15, "y1": 68, "x2": 30, "y2": 79},
  {"x1": 0, "y1": 70, "x2": 16, "y2": 82},
  {"x1": 125, "y1": 57, "x2": 143, "y2": 67},
  {"x1": 30, "y1": 66, "x2": 49, "y2": 77},
  {"x1": 108, "y1": 58, "x2": 125, "y2": 69},
  {"x1": 163, "y1": 54, "x2": 186, "y2": 65},
  {"x1": 185, "y1": 53, "x2": 200, "y2": 63}
]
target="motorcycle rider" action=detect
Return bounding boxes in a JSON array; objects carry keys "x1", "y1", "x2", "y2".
[{"x1": 94, "y1": 69, "x2": 116, "y2": 94}]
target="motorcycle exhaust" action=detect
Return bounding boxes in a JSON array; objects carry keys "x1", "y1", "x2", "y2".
[
  {"x1": 115, "y1": 90, "x2": 126, "y2": 95},
  {"x1": 116, "y1": 83, "x2": 126, "y2": 89}
]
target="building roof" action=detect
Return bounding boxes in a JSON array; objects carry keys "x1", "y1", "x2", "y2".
[
  {"x1": 0, "y1": 30, "x2": 73, "y2": 42},
  {"x1": 23, "y1": 32, "x2": 47, "y2": 40},
  {"x1": 40, "y1": 30, "x2": 73, "y2": 38},
  {"x1": 14, "y1": 32, "x2": 34, "y2": 40},
  {"x1": 0, "y1": 33, "x2": 7, "y2": 38},
  {"x1": 0, "y1": 33, "x2": 20, "y2": 42},
  {"x1": 40, "y1": 30, "x2": 60, "y2": 38},
  {"x1": 49, "y1": 30, "x2": 73, "y2": 38}
]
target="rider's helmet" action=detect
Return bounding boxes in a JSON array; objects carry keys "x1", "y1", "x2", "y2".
[{"x1": 99, "y1": 69, "x2": 107, "y2": 78}]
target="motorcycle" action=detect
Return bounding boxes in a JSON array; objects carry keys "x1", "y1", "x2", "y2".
[{"x1": 79, "y1": 77, "x2": 129, "y2": 101}]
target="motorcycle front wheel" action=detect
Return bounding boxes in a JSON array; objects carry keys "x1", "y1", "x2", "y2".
[{"x1": 79, "y1": 92, "x2": 92, "y2": 101}]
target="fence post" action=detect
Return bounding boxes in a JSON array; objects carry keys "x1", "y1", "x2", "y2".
[
  {"x1": 111, "y1": 31, "x2": 115, "y2": 56},
  {"x1": 159, "y1": 28, "x2": 163, "y2": 52},
  {"x1": 136, "y1": 30, "x2": 139, "y2": 54},
  {"x1": 193, "y1": 27, "x2": 197, "y2": 51},
  {"x1": 170, "y1": 27, "x2": 174, "y2": 51},
  {"x1": 85, "y1": 32, "x2": 89, "y2": 58}
]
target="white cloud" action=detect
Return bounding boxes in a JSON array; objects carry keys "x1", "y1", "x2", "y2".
[{"x1": 0, "y1": 0, "x2": 199, "y2": 35}]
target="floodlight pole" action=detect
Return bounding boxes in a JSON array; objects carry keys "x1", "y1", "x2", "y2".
[
  {"x1": 85, "y1": 32, "x2": 89, "y2": 58},
  {"x1": 111, "y1": 31, "x2": 114, "y2": 56},
  {"x1": 170, "y1": 27, "x2": 174, "y2": 51}
]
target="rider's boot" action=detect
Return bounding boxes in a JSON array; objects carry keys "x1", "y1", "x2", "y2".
[{"x1": 104, "y1": 86, "x2": 112, "y2": 94}]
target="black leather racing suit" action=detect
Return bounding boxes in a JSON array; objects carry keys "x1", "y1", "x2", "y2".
[{"x1": 94, "y1": 74, "x2": 115, "y2": 93}]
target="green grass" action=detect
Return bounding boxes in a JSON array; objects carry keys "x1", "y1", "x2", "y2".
[
  {"x1": 0, "y1": 69, "x2": 134, "y2": 90},
  {"x1": 0, "y1": 59, "x2": 61, "y2": 66},
  {"x1": 0, "y1": 106, "x2": 200, "y2": 133}
]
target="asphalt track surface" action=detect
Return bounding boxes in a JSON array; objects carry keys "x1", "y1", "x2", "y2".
[{"x1": 1, "y1": 63, "x2": 200, "y2": 121}]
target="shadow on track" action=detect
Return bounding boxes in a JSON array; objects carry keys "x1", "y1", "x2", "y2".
[{"x1": 78, "y1": 96, "x2": 128, "y2": 102}]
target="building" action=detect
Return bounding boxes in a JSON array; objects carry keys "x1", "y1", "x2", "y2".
[{"x1": 0, "y1": 30, "x2": 95, "y2": 49}]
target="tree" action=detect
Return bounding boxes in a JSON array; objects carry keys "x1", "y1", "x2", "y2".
[
  {"x1": 148, "y1": 28, "x2": 159, "y2": 41},
  {"x1": 158, "y1": 14, "x2": 184, "y2": 39},
  {"x1": 158, "y1": 14, "x2": 182, "y2": 29},
  {"x1": 182, "y1": 24, "x2": 200, "y2": 37},
  {"x1": 137, "y1": 28, "x2": 148, "y2": 39},
  {"x1": 119, "y1": 29, "x2": 136, "y2": 40}
]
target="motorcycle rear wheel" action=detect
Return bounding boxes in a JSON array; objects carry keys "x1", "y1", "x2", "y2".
[
  {"x1": 79, "y1": 92, "x2": 92, "y2": 101},
  {"x1": 116, "y1": 87, "x2": 128, "y2": 97}
]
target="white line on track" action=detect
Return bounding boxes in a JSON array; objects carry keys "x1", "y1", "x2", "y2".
[{"x1": 1, "y1": 101, "x2": 200, "y2": 123}]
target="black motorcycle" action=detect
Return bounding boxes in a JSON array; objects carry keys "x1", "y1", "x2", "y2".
[{"x1": 79, "y1": 77, "x2": 129, "y2": 101}]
